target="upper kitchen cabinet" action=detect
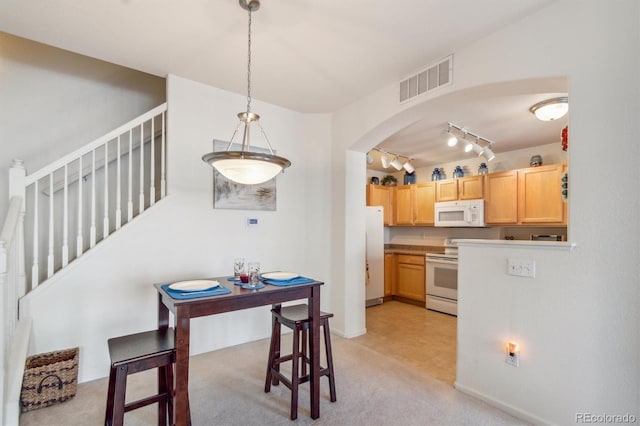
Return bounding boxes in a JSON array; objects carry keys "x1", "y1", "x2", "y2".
[
  {"x1": 518, "y1": 164, "x2": 566, "y2": 224},
  {"x1": 436, "y1": 179, "x2": 458, "y2": 201},
  {"x1": 367, "y1": 184, "x2": 394, "y2": 225},
  {"x1": 484, "y1": 171, "x2": 518, "y2": 224},
  {"x1": 394, "y1": 185, "x2": 414, "y2": 225},
  {"x1": 436, "y1": 176, "x2": 484, "y2": 202},
  {"x1": 413, "y1": 182, "x2": 437, "y2": 225},
  {"x1": 458, "y1": 175, "x2": 484, "y2": 200},
  {"x1": 393, "y1": 181, "x2": 436, "y2": 225}
]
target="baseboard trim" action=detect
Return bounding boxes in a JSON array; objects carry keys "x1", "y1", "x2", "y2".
[{"x1": 454, "y1": 381, "x2": 551, "y2": 425}]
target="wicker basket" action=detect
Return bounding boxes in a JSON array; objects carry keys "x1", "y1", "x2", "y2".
[{"x1": 20, "y1": 347, "x2": 79, "y2": 412}]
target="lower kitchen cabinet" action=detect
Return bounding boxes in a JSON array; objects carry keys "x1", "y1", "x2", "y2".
[
  {"x1": 395, "y1": 254, "x2": 425, "y2": 303},
  {"x1": 384, "y1": 253, "x2": 395, "y2": 297}
]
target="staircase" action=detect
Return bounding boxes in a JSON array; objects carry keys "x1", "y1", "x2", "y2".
[{"x1": 0, "y1": 103, "x2": 167, "y2": 424}]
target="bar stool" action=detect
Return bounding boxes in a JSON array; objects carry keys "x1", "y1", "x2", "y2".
[
  {"x1": 264, "y1": 304, "x2": 337, "y2": 420},
  {"x1": 105, "y1": 328, "x2": 176, "y2": 426}
]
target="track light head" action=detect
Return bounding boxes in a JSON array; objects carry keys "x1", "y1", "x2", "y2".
[{"x1": 380, "y1": 153, "x2": 391, "y2": 168}]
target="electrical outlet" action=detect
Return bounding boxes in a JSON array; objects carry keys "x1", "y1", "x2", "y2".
[
  {"x1": 507, "y1": 258, "x2": 536, "y2": 277},
  {"x1": 506, "y1": 352, "x2": 520, "y2": 367}
]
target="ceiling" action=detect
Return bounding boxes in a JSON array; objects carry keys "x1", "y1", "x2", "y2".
[{"x1": 0, "y1": 0, "x2": 566, "y2": 167}]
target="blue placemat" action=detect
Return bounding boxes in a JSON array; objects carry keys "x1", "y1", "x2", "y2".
[
  {"x1": 162, "y1": 283, "x2": 232, "y2": 300},
  {"x1": 263, "y1": 277, "x2": 315, "y2": 287}
]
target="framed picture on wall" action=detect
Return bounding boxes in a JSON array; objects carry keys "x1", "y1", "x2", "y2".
[{"x1": 211, "y1": 140, "x2": 277, "y2": 211}]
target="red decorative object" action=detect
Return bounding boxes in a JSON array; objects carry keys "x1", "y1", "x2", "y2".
[{"x1": 561, "y1": 126, "x2": 568, "y2": 151}]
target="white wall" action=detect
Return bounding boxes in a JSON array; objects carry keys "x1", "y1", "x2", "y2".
[
  {"x1": 0, "y1": 33, "x2": 165, "y2": 222},
  {"x1": 333, "y1": 0, "x2": 639, "y2": 423},
  {"x1": 21, "y1": 74, "x2": 332, "y2": 382}
]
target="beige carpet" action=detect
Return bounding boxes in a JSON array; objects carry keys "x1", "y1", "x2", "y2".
[{"x1": 20, "y1": 332, "x2": 527, "y2": 426}]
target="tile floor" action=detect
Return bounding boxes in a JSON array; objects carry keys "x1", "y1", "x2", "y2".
[{"x1": 352, "y1": 300, "x2": 457, "y2": 385}]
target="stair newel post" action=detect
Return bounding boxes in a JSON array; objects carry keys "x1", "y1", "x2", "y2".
[
  {"x1": 150, "y1": 116, "x2": 156, "y2": 206},
  {"x1": 160, "y1": 111, "x2": 166, "y2": 198},
  {"x1": 8, "y1": 159, "x2": 26, "y2": 297},
  {"x1": 77, "y1": 155, "x2": 83, "y2": 258},
  {"x1": 62, "y1": 164, "x2": 69, "y2": 268},
  {"x1": 47, "y1": 172, "x2": 54, "y2": 278},
  {"x1": 116, "y1": 135, "x2": 122, "y2": 230},
  {"x1": 103, "y1": 141, "x2": 110, "y2": 240},
  {"x1": 139, "y1": 123, "x2": 145, "y2": 215},
  {"x1": 128, "y1": 129, "x2": 133, "y2": 222}
]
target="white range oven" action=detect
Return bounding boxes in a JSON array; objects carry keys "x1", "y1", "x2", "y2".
[{"x1": 425, "y1": 244, "x2": 458, "y2": 316}]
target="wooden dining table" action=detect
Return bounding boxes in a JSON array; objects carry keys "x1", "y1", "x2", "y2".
[{"x1": 155, "y1": 277, "x2": 324, "y2": 426}]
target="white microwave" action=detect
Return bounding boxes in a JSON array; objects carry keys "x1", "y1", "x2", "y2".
[{"x1": 434, "y1": 200, "x2": 485, "y2": 227}]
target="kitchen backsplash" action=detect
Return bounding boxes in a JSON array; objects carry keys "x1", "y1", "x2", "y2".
[{"x1": 387, "y1": 226, "x2": 566, "y2": 244}]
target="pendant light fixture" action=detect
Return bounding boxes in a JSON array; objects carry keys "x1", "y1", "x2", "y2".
[{"x1": 202, "y1": 0, "x2": 291, "y2": 185}]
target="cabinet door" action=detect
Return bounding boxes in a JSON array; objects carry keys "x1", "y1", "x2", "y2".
[
  {"x1": 458, "y1": 175, "x2": 484, "y2": 200},
  {"x1": 384, "y1": 253, "x2": 396, "y2": 297},
  {"x1": 414, "y1": 182, "x2": 436, "y2": 225},
  {"x1": 396, "y1": 255, "x2": 425, "y2": 302},
  {"x1": 394, "y1": 185, "x2": 414, "y2": 225},
  {"x1": 436, "y1": 179, "x2": 458, "y2": 201},
  {"x1": 484, "y1": 171, "x2": 518, "y2": 224},
  {"x1": 367, "y1": 184, "x2": 392, "y2": 225},
  {"x1": 518, "y1": 164, "x2": 565, "y2": 224}
]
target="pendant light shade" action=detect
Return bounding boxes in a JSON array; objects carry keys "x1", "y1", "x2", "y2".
[{"x1": 202, "y1": 0, "x2": 291, "y2": 185}]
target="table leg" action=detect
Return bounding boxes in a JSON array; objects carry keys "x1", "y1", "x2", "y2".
[
  {"x1": 158, "y1": 293, "x2": 169, "y2": 331},
  {"x1": 309, "y1": 286, "x2": 321, "y2": 419},
  {"x1": 174, "y1": 307, "x2": 191, "y2": 426}
]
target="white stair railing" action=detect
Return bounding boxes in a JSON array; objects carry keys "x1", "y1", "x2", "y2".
[{"x1": 18, "y1": 103, "x2": 167, "y2": 289}]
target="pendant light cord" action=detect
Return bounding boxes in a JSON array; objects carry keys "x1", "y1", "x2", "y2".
[{"x1": 246, "y1": 8, "x2": 252, "y2": 113}]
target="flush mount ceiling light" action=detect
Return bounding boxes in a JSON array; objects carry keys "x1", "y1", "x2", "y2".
[
  {"x1": 202, "y1": 0, "x2": 291, "y2": 185},
  {"x1": 446, "y1": 122, "x2": 497, "y2": 161},
  {"x1": 529, "y1": 96, "x2": 569, "y2": 121}
]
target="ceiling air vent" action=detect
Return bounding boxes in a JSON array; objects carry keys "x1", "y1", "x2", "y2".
[{"x1": 399, "y1": 54, "x2": 453, "y2": 103}]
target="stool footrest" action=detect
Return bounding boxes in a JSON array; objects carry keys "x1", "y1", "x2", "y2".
[{"x1": 124, "y1": 392, "x2": 170, "y2": 412}]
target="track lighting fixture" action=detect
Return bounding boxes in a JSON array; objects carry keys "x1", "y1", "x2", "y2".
[
  {"x1": 380, "y1": 153, "x2": 391, "y2": 168},
  {"x1": 445, "y1": 122, "x2": 497, "y2": 161},
  {"x1": 390, "y1": 155, "x2": 403, "y2": 170},
  {"x1": 367, "y1": 147, "x2": 414, "y2": 171},
  {"x1": 403, "y1": 160, "x2": 415, "y2": 174}
]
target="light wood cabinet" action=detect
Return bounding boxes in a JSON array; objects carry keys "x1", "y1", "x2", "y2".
[
  {"x1": 458, "y1": 175, "x2": 484, "y2": 199},
  {"x1": 394, "y1": 185, "x2": 414, "y2": 225},
  {"x1": 518, "y1": 164, "x2": 566, "y2": 224},
  {"x1": 436, "y1": 179, "x2": 458, "y2": 201},
  {"x1": 395, "y1": 254, "x2": 425, "y2": 302},
  {"x1": 384, "y1": 253, "x2": 395, "y2": 297},
  {"x1": 413, "y1": 182, "x2": 437, "y2": 225},
  {"x1": 367, "y1": 184, "x2": 394, "y2": 225},
  {"x1": 436, "y1": 176, "x2": 483, "y2": 202},
  {"x1": 484, "y1": 171, "x2": 518, "y2": 225}
]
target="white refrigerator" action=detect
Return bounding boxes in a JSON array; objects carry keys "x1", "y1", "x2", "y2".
[{"x1": 365, "y1": 206, "x2": 385, "y2": 306}]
